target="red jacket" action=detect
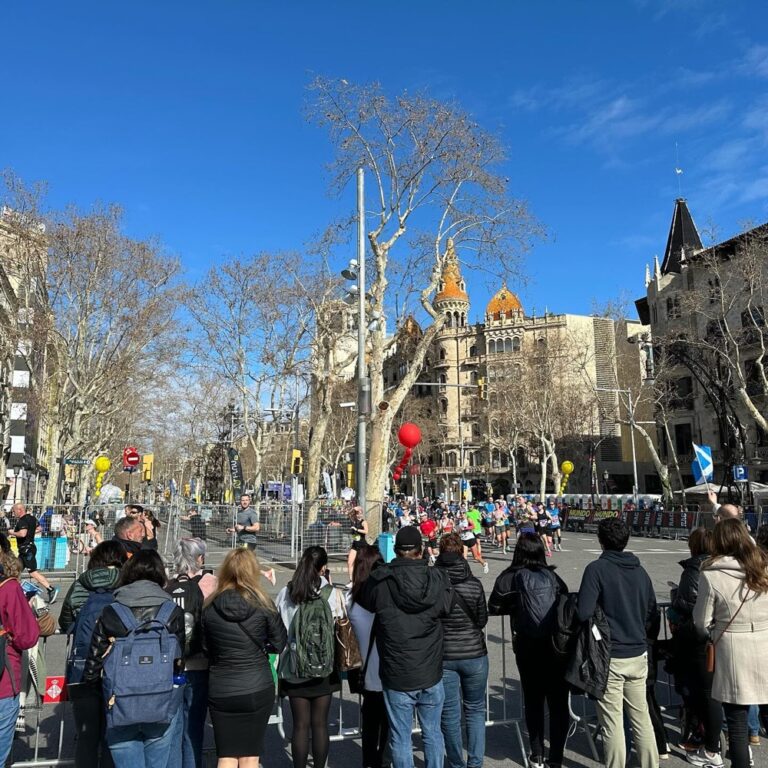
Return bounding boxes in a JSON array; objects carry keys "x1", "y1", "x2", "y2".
[{"x1": 0, "y1": 578, "x2": 40, "y2": 699}]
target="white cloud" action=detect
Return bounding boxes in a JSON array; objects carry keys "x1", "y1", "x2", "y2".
[{"x1": 740, "y1": 45, "x2": 768, "y2": 79}]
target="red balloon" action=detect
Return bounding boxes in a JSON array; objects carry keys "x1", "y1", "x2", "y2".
[
  {"x1": 398, "y1": 422, "x2": 422, "y2": 449},
  {"x1": 393, "y1": 471, "x2": 401, "y2": 481}
]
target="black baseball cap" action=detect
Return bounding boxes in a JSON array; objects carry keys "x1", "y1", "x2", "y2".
[{"x1": 395, "y1": 526, "x2": 422, "y2": 550}]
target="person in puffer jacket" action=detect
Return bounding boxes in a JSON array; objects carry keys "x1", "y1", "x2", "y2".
[
  {"x1": 435, "y1": 532, "x2": 488, "y2": 768},
  {"x1": 58, "y1": 540, "x2": 126, "y2": 632}
]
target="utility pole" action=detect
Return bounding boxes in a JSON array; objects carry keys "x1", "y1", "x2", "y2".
[{"x1": 355, "y1": 168, "x2": 370, "y2": 510}]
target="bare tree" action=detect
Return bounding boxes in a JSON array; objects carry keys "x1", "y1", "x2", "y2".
[{"x1": 310, "y1": 78, "x2": 541, "y2": 534}]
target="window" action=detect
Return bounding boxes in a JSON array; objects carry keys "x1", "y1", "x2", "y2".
[
  {"x1": 666, "y1": 295, "x2": 681, "y2": 319},
  {"x1": 708, "y1": 278, "x2": 721, "y2": 304},
  {"x1": 469, "y1": 370, "x2": 478, "y2": 385},
  {"x1": 469, "y1": 344, "x2": 477, "y2": 357},
  {"x1": 537, "y1": 337, "x2": 546, "y2": 348},
  {"x1": 504, "y1": 338, "x2": 512, "y2": 353},
  {"x1": 672, "y1": 376, "x2": 694, "y2": 410},
  {"x1": 512, "y1": 336, "x2": 521, "y2": 352},
  {"x1": 674, "y1": 423, "x2": 693, "y2": 456},
  {"x1": 445, "y1": 312, "x2": 452, "y2": 328},
  {"x1": 439, "y1": 347, "x2": 446, "y2": 361},
  {"x1": 488, "y1": 339, "x2": 496, "y2": 354},
  {"x1": 440, "y1": 398, "x2": 448, "y2": 415}
]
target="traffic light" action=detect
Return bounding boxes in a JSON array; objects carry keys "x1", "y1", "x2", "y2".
[
  {"x1": 477, "y1": 377, "x2": 486, "y2": 401},
  {"x1": 346, "y1": 462, "x2": 355, "y2": 488},
  {"x1": 291, "y1": 449, "x2": 303, "y2": 475},
  {"x1": 142, "y1": 453, "x2": 154, "y2": 483}
]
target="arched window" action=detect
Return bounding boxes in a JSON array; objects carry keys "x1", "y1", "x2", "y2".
[
  {"x1": 439, "y1": 347, "x2": 446, "y2": 360},
  {"x1": 512, "y1": 336, "x2": 521, "y2": 352},
  {"x1": 440, "y1": 398, "x2": 448, "y2": 415},
  {"x1": 460, "y1": 313, "x2": 466, "y2": 327},
  {"x1": 447, "y1": 452, "x2": 457, "y2": 468},
  {"x1": 488, "y1": 339, "x2": 496, "y2": 354},
  {"x1": 469, "y1": 370, "x2": 478, "y2": 384},
  {"x1": 445, "y1": 312, "x2": 452, "y2": 328},
  {"x1": 469, "y1": 344, "x2": 477, "y2": 357},
  {"x1": 453, "y1": 311, "x2": 460, "y2": 327},
  {"x1": 537, "y1": 337, "x2": 546, "y2": 348}
]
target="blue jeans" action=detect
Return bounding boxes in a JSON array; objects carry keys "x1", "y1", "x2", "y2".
[
  {"x1": 167, "y1": 672, "x2": 209, "y2": 768},
  {"x1": 441, "y1": 656, "x2": 488, "y2": 768},
  {"x1": 107, "y1": 705, "x2": 182, "y2": 768},
  {"x1": 748, "y1": 705, "x2": 760, "y2": 737},
  {"x1": 0, "y1": 695, "x2": 20, "y2": 765},
  {"x1": 383, "y1": 682, "x2": 445, "y2": 768}
]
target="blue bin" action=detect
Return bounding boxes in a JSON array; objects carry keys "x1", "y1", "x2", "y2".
[
  {"x1": 53, "y1": 538, "x2": 69, "y2": 569},
  {"x1": 36, "y1": 538, "x2": 53, "y2": 570},
  {"x1": 377, "y1": 532, "x2": 395, "y2": 563}
]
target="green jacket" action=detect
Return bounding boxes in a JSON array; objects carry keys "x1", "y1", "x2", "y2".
[{"x1": 58, "y1": 566, "x2": 121, "y2": 632}]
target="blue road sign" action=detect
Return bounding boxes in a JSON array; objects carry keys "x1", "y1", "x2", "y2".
[{"x1": 733, "y1": 464, "x2": 748, "y2": 482}]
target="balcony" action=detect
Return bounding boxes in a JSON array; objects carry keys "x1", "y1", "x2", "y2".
[
  {"x1": 432, "y1": 359, "x2": 450, "y2": 369},
  {"x1": 463, "y1": 356, "x2": 480, "y2": 366}
]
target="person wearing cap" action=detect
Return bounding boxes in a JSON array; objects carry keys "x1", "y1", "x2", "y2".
[
  {"x1": 357, "y1": 525, "x2": 453, "y2": 768},
  {"x1": 418, "y1": 511, "x2": 438, "y2": 564},
  {"x1": 83, "y1": 519, "x2": 103, "y2": 556}
]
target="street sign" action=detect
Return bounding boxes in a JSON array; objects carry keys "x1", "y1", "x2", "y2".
[
  {"x1": 64, "y1": 458, "x2": 89, "y2": 466},
  {"x1": 122, "y1": 446, "x2": 140, "y2": 469},
  {"x1": 733, "y1": 464, "x2": 748, "y2": 483}
]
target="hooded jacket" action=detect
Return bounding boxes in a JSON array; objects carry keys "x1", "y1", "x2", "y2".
[
  {"x1": 0, "y1": 578, "x2": 40, "y2": 699},
  {"x1": 82, "y1": 580, "x2": 185, "y2": 683},
  {"x1": 577, "y1": 550, "x2": 657, "y2": 659},
  {"x1": 435, "y1": 553, "x2": 488, "y2": 660},
  {"x1": 358, "y1": 557, "x2": 453, "y2": 692},
  {"x1": 202, "y1": 589, "x2": 286, "y2": 697},
  {"x1": 694, "y1": 556, "x2": 768, "y2": 704},
  {"x1": 59, "y1": 566, "x2": 121, "y2": 632}
]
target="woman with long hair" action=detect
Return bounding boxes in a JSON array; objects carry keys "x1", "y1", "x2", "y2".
[
  {"x1": 347, "y1": 507, "x2": 369, "y2": 580},
  {"x1": 348, "y1": 545, "x2": 388, "y2": 768},
  {"x1": 202, "y1": 548, "x2": 286, "y2": 768},
  {"x1": 276, "y1": 546, "x2": 341, "y2": 768},
  {"x1": 435, "y1": 533, "x2": 488, "y2": 768},
  {"x1": 489, "y1": 533, "x2": 569, "y2": 768},
  {"x1": 692, "y1": 519, "x2": 768, "y2": 768}
]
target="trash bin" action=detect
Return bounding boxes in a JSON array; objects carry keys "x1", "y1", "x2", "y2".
[{"x1": 377, "y1": 532, "x2": 395, "y2": 563}]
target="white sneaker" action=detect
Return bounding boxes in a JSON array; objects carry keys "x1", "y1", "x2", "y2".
[
  {"x1": 687, "y1": 747, "x2": 724, "y2": 767},
  {"x1": 529, "y1": 756, "x2": 544, "y2": 768}
]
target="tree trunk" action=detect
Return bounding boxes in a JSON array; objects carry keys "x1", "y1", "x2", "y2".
[
  {"x1": 538, "y1": 440, "x2": 548, "y2": 500},
  {"x1": 365, "y1": 408, "x2": 395, "y2": 539},
  {"x1": 633, "y1": 423, "x2": 674, "y2": 505},
  {"x1": 736, "y1": 386, "x2": 768, "y2": 433},
  {"x1": 306, "y1": 407, "x2": 331, "y2": 524}
]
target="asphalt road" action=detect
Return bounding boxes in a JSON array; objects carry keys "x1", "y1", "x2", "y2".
[{"x1": 11, "y1": 530, "x2": 767, "y2": 768}]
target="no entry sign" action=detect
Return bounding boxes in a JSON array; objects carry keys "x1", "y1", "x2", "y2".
[{"x1": 123, "y1": 446, "x2": 140, "y2": 469}]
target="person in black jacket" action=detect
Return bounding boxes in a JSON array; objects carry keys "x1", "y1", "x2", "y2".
[
  {"x1": 83, "y1": 550, "x2": 186, "y2": 768},
  {"x1": 358, "y1": 526, "x2": 453, "y2": 768},
  {"x1": 668, "y1": 527, "x2": 721, "y2": 754},
  {"x1": 577, "y1": 517, "x2": 658, "y2": 768},
  {"x1": 202, "y1": 548, "x2": 287, "y2": 767},
  {"x1": 489, "y1": 532, "x2": 569, "y2": 768},
  {"x1": 435, "y1": 532, "x2": 488, "y2": 768}
]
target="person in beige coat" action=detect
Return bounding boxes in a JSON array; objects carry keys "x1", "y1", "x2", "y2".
[{"x1": 693, "y1": 519, "x2": 768, "y2": 768}]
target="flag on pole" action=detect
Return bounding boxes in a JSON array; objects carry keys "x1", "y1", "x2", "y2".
[{"x1": 692, "y1": 444, "x2": 713, "y2": 485}]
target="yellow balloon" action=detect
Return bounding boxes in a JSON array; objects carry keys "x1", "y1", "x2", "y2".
[
  {"x1": 560, "y1": 460, "x2": 574, "y2": 475},
  {"x1": 94, "y1": 455, "x2": 111, "y2": 473}
]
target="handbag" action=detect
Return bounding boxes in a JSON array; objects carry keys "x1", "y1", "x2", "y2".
[
  {"x1": 334, "y1": 589, "x2": 362, "y2": 673},
  {"x1": 348, "y1": 618, "x2": 376, "y2": 695},
  {"x1": 705, "y1": 591, "x2": 748, "y2": 673}
]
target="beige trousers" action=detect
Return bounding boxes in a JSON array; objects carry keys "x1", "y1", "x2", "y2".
[{"x1": 595, "y1": 653, "x2": 659, "y2": 768}]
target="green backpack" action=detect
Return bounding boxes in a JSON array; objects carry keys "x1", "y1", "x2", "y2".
[{"x1": 280, "y1": 585, "x2": 335, "y2": 681}]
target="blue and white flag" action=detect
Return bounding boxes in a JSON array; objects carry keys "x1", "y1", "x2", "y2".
[{"x1": 692, "y1": 444, "x2": 713, "y2": 485}]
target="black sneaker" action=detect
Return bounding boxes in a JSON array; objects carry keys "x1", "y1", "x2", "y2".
[{"x1": 47, "y1": 587, "x2": 59, "y2": 605}]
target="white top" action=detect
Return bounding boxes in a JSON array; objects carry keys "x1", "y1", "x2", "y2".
[
  {"x1": 347, "y1": 594, "x2": 382, "y2": 692},
  {"x1": 275, "y1": 576, "x2": 343, "y2": 629}
]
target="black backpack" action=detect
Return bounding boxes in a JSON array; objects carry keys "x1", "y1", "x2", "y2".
[
  {"x1": 165, "y1": 574, "x2": 204, "y2": 657},
  {"x1": 551, "y1": 592, "x2": 581, "y2": 658},
  {"x1": 513, "y1": 569, "x2": 558, "y2": 638}
]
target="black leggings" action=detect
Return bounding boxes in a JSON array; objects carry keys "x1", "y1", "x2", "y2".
[
  {"x1": 723, "y1": 703, "x2": 768, "y2": 768},
  {"x1": 361, "y1": 691, "x2": 389, "y2": 768},
  {"x1": 289, "y1": 694, "x2": 332, "y2": 768}
]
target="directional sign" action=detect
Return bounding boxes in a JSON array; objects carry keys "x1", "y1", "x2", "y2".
[
  {"x1": 64, "y1": 458, "x2": 90, "y2": 466},
  {"x1": 692, "y1": 443, "x2": 714, "y2": 485},
  {"x1": 733, "y1": 464, "x2": 748, "y2": 483}
]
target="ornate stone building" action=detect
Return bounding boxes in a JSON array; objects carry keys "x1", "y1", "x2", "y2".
[{"x1": 384, "y1": 240, "x2": 656, "y2": 500}]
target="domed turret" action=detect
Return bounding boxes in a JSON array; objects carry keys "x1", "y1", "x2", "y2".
[
  {"x1": 433, "y1": 238, "x2": 470, "y2": 329},
  {"x1": 486, "y1": 284, "x2": 523, "y2": 321}
]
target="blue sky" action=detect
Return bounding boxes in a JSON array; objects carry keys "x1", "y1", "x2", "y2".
[{"x1": 2, "y1": 0, "x2": 767, "y2": 321}]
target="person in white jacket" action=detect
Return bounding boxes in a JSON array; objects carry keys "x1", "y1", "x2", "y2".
[{"x1": 693, "y1": 518, "x2": 768, "y2": 768}]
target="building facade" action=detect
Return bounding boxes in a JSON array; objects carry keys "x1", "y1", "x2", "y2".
[
  {"x1": 384, "y1": 239, "x2": 656, "y2": 500},
  {"x1": 636, "y1": 199, "x2": 768, "y2": 492}
]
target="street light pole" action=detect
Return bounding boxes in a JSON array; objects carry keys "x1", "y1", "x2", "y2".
[{"x1": 355, "y1": 168, "x2": 369, "y2": 511}]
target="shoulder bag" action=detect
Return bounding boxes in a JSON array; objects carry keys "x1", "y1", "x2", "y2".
[
  {"x1": 334, "y1": 588, "x2": 362, "y2": 672},
  {"x1": 347, "y1": 617, "x2": 376, "y2": 695}
]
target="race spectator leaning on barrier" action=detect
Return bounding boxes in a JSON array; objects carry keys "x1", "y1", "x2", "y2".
[
  {"x1": 8, "y1": 503, "x2": 58, "y2": 604},
  {"x1": 577, "y1": 517, "x2": 658, "y2": 768},
  {"x1": 357, "y1": 526, "x2": 453, "y2": 768},
  {"x1": 0, "y1": 538, "x2": 40, "y2": 765},
  {"x1": 112, "y1": 516, "x2": 145, "y2": 558},
  {"x1": 227, "y1": 494, "x2": 260, "y2": 550}
]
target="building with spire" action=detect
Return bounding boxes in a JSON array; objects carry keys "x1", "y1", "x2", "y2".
[
  {"x1": 382, "y1": 243, "x2": 655, "y2": 501},
  {"x1": 636, "y1": 199, "x2": 768, "y2": 492}
]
